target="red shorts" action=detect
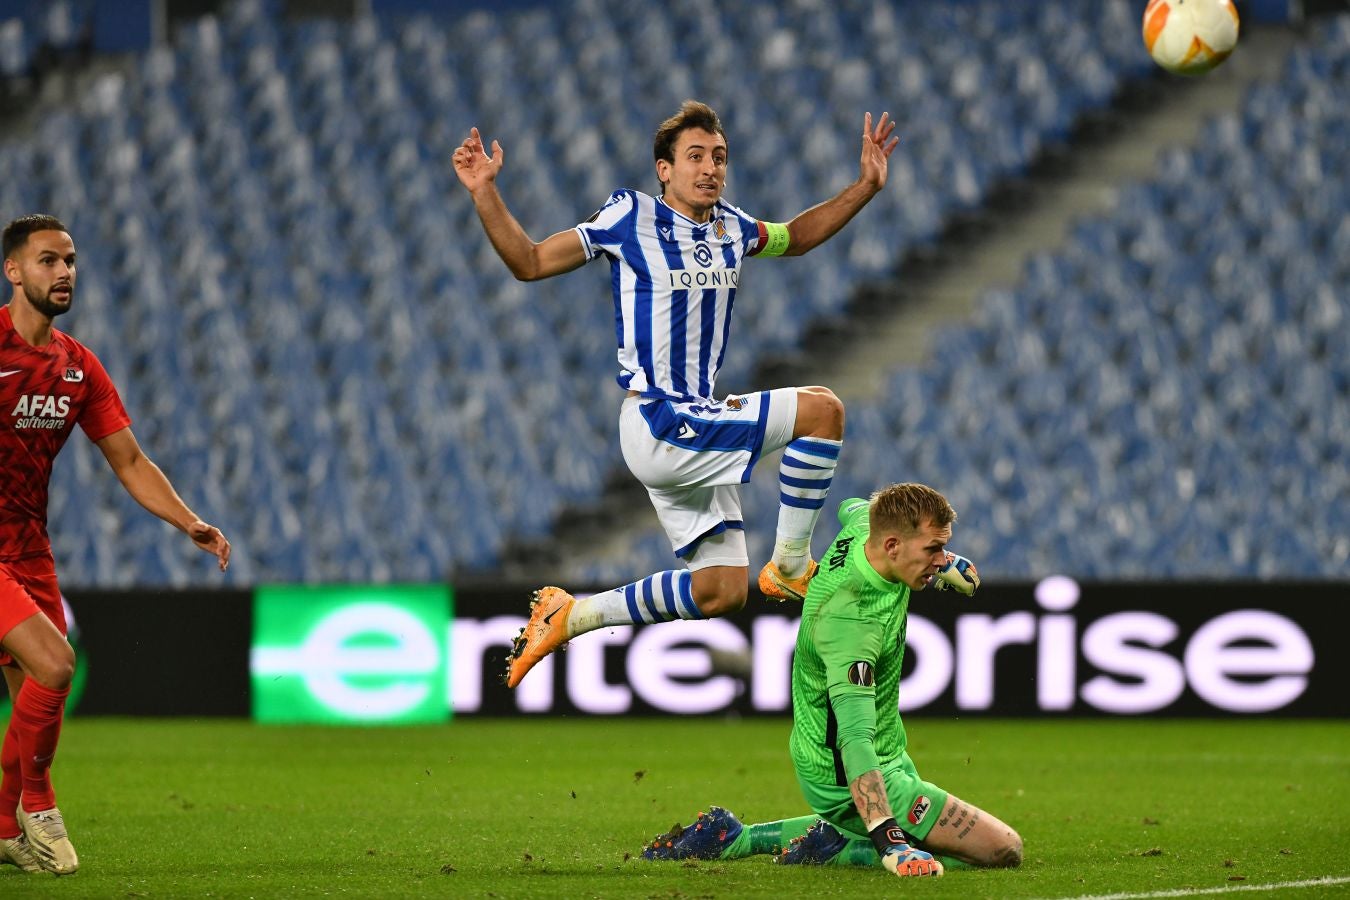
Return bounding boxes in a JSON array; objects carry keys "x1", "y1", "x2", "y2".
[{"x1": 0, "y1": 554, "x2": 65, "y2": 667}]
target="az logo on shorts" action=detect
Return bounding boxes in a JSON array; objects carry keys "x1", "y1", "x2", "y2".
[{"x1": 908, "y1": 795, "x2": 932, "y2": 826}]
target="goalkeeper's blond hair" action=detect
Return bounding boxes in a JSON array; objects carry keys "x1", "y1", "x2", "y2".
[{"x1": 869, "y1": 483, "x2": 956, "y2": 537}]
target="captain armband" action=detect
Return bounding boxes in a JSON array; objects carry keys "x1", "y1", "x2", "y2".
[{"x1": 757, "y1": 221, "x2": 790, "y2": 257}]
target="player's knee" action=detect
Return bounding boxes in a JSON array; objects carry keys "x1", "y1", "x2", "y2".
[
  {"x1": 798, "y1": 386, "x2": 844, "y2": 439},
  {"x1": 989, "y1": 831, "x2": 1023, "y2": 869},
  {"x1": 823, "y1": 390, "x2": 844, "y2": 436},
  {"x1": 32, "y1": 645, "x2": 75, "y2": 691}
]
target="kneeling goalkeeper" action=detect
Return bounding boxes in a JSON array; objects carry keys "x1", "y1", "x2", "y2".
[{"x1": 643, "y1": 483, "x2": 1022, "y2": 877}]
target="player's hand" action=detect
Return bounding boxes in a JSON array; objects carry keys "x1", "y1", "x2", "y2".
[
  {"x1": 452, "y1": 126, "x2": 503, "y2": 193},
  {"x1": 881, "y1": 843, "x2": 944, "y2": 877},
  {"x1": 933, "y1": 551, "x2": 980, "y2": 596},
  {"x1": 187, "y1": 520, "x2": 231, "y2": 572},
  {"x1": 859, "y1": 111, "x2": 900, "y2": 192}
]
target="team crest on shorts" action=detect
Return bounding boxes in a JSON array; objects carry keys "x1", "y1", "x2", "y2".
[
  {"x1": 908, "y1": 795, "x2": 932, "y2": 826},
  {"x1": 725, "y1": 395, "x2": 746, "y2": 411},
  {"x1": 847, "y1": 661, "x2": 874, "y2": 687}
]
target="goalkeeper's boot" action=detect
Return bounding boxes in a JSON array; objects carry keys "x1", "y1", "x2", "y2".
[
  {"x1": 642, "y1": 807, "x2": 743, "y2": 861},
  {"x1": 503, "y1": 587, "x2": 574, "y2": 688},
  {"x1": 20, "y1": 808, "x2": 78, "y2": 875},
  {"x1": 758, "y1": 559, "x2": 818, "y2": 602},
  {"x1": 776, "y1": 819, "x2": 847, "y2": 865},
  {"x1": 0, "y1": 832, "x2": 43, "y2": 873},
  {"x1": 931, "y1": 551, "x2": 980, "y2": 596}
]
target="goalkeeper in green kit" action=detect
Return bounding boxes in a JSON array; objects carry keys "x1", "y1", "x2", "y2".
[{"x1": 642, "y1": 483, "x2": 1022, "y2": 878}]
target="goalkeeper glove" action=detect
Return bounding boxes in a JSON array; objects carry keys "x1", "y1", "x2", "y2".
[
  {"x1": 870, "y1": 819, "x2": 944, "y2": 877},
  {"x1": 933, "y1": 551, "x2": 980, "y2": 595}
]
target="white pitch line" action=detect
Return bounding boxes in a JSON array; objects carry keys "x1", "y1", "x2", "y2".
[{"x1": 1048, "y1": 875, "x2": 1350, "y2": 900}]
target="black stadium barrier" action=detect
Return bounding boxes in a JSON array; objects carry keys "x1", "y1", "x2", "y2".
[{"x1": 62, "y1": 581, "x2": 1347, "y2": 719}]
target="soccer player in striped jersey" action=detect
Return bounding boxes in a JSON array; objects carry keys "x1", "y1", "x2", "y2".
[
  {"x1": 0, "y1": 216, "x2": 231, "y2": 875},
  {"x1": 641, "y1": 486, "x2": 1018, "y2": 878},
  {"x1": 454, "y1": 100, "x2": 899, "y2": 689}
]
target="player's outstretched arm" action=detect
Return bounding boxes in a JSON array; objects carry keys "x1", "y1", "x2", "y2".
[
  {"x1": 835, "y1": 679, "x2": 942, "y2": 877},
  {"x1": 94, "y1": 427, "x2": 231, "y2": 571},
  {"x1": 776, "y1": 111, "x2": 899, "y2": 257},
  {"x1": 452, "y1": 126, "x2": 587, "y2": 281}
]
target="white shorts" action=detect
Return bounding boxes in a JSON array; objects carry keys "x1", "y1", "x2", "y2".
[{"x1": 619, "y1": 388, "x2": 799, "y2": 566}]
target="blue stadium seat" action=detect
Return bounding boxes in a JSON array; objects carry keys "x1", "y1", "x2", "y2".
[{"x1": 9, "y1": 1, "x2": 1342, "y2": 584}]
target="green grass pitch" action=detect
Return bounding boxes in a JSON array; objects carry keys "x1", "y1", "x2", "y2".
[{"x1": 1, "y1": 718, "x2": 1346, "y2": 898}]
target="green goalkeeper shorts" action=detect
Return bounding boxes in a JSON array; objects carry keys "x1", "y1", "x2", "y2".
[{"x1": 796, "y1": 752, "x2": 949, "y2": 843}]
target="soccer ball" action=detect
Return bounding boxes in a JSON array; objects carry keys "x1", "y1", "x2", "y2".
[{"x1": 1142, "y1": 0, "x2": 1240, "y2": 75}]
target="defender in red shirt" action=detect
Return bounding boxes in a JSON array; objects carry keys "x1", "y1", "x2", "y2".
[{"x1": 0, "y1": 215, "x2": 230, "y2": 876}]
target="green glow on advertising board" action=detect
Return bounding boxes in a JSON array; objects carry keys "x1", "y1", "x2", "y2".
[{"x1": 251, "y1": 584, "x2": 452, "y2": 724}]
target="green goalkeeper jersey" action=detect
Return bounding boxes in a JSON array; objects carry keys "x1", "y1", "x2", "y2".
[{"x1": 789, "y1": 498, "x2": 911, "y2": 787}]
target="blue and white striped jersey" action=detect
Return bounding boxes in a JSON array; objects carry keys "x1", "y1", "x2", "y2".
[{"x1": 575, "y1": 189, "x2": 772, "y2": 402}]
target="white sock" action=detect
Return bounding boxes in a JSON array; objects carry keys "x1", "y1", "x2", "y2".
[
  {"x1": 772, "y1": 437, "x2": 842, "y2": 577},
  {"x1": 566, "y1": 570, "x2": 701, "y2": 637}
]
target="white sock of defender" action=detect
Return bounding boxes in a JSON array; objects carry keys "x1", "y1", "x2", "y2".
[
  {"x1": 772, "y1": 436, "x2": 842, "y2": 578},
  {"x1": 566, "y1": 570, "x2": 702, "y2": 637}
]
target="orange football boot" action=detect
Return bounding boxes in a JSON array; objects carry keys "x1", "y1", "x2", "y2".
[{"x1": 504, "y1": 587, "x2": 575, "y2": 688}]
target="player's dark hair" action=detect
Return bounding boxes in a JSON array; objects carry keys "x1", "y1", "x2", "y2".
[
  {"x1": 653, "y1": 100, "x2": 726, "y2": 194},
  {"x1": 2, "y1": 214, "x2": 69, "y2": 260},
  {"x1": 869, "y1": 483, "x2": 957, "y2": 536}
]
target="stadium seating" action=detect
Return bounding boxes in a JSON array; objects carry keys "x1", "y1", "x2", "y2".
[
  {"x1": 578, "y1": 13, "x2": 1350, "y2": 584},
  {"x1": 0, "y1": 0, "x2": 1343, "y2": 584},
  {"x1": 0, "y1": 1, "x2": 89, "y2": 81}
]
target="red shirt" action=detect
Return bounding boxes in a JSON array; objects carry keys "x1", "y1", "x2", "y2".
[{"x1": 0, "y1": 305, "x2": 130, "y2": 561}]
